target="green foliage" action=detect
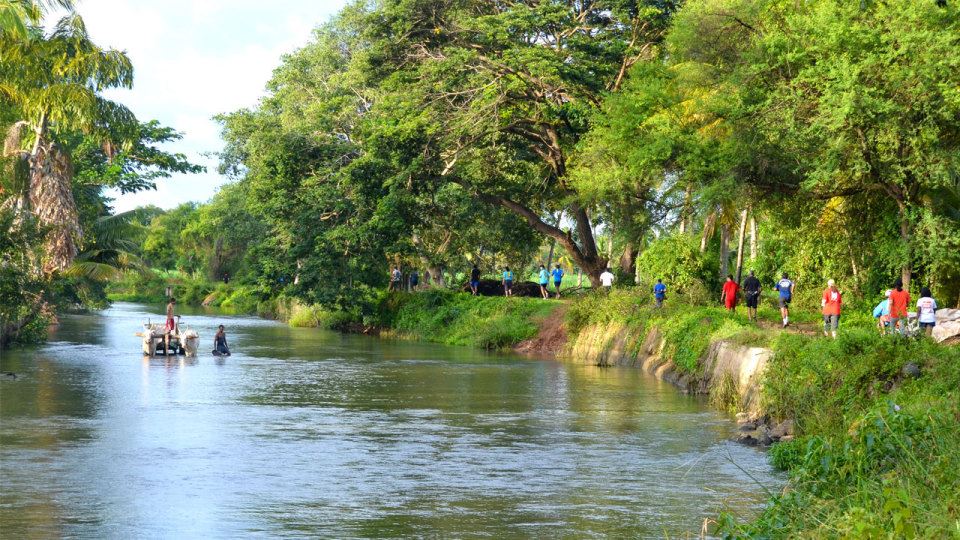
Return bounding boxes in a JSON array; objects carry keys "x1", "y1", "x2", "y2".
[
  {"x1": 376, "y1": 289, "x2": 558, "y2": 349},
  {"x1": 635, "y1": 234, "x2": 713, "y2": 297}
]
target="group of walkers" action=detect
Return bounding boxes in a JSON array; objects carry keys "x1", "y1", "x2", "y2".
[{"x1": 718, "y1": 272, "x2": 939, "y2": 338}]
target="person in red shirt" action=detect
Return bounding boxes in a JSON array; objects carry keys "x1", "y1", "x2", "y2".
[
  {"x1": 888, "y1": 279, "x2": 911, "y2": 336},
  {"x1": 821, "y1": 279, "x2": 842, "y2": 338},
  {"x1": 720, "y1": 274, "x2": 740, "y2": 311}
]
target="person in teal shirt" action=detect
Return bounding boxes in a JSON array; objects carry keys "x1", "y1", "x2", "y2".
[
  {"x1": 551, "y1": 265, "x2": 564, "y2": 298},
  {"x1": 502, "y1": 267, "x2": 514, "y2": 297},
  {"x1": 538, "y1": 264, "x2": 549, "y2": 298}
]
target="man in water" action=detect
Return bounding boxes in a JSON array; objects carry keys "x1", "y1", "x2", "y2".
[
  {"x1": 743, "y1": 270, "x2": 762, "y2": 321},
  {"x1": 775, "y1": 273, "x2": 795, "y2": 328},
  {"x1": 213, "y1": 324, "x2": 231, "y2": 356},
  {"x1": 470, "y1": 264, "x2": 481, "y2": 295},
  {"x1": 721, "y1": 275, "x2": 739, "y2": 312},
  {"x1": 164, "y1": 298, "x2": 177, "y2": 354},
  {"x1": 599, "y1": 268, "x2": 615, "y2": 293},
  {"x1": 653, "y1": 278, "x2": 667, "y2": 308},
  {"x1": 551, "y1": 264, "x2": 564, "y2": 298},
  {"x1": 538, "y1": 264, "x2": 550, "y2": 299}
]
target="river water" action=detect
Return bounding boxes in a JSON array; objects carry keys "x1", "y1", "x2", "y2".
[{"x1": 0, "y1": 303, "x2": 781, "y2": 538}]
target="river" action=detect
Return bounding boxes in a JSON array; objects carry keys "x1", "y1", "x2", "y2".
[{"x1": 0, "y1": 303, "x2": 782, "y2": 538}]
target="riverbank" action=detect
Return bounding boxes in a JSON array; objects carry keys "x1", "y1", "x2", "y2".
[{"x1": 369, "y1": 288, "x2": 960, "y2": 536}]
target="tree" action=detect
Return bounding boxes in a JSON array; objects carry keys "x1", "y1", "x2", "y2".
[{"x1": 1, "y1": 12, "x2": 136, "y2": 273}]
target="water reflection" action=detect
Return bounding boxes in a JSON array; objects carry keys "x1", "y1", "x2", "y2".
[{"x1": 0, "y1": 302, "x2": 782, "y2": 537}]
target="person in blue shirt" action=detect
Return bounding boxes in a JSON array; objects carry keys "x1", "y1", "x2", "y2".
[
  {"x1": 502, "y1": 267, "x2": 514, "y2": 297},
  {"x1": 653, "y1": 278, "x2": 667, "y2": 308},
  {"x1": 775, "y1": 273, "x2": 795, "y2": 328},
  {"x1": 872, "y1": 289, "x2": 892, "y2": 335},
  {"x1": 538, "y1": 264, "x2": 549, "y2": 299},
  {"x1": 551, "y1": 264, "x2": 564, "y2": 298}
]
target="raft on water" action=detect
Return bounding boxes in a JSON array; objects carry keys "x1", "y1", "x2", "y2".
[{"x1": 136, "y1": 319, "x2": 199, "y2": 356}]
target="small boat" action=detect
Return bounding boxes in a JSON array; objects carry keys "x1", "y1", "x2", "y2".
[{"x1": 136, "y1": 318, "x2": 199, "y2": 357}]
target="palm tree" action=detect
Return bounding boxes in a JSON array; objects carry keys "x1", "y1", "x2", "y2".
[
  {"x1": 0, "y1": 1, "x2": 74, "y2": 38},
  {"x1": 1, "y1": 11, "x2": 136, "y2": 274},
  {"x1": 64, "y1": 210, "x2": 147, "y2": 281}
]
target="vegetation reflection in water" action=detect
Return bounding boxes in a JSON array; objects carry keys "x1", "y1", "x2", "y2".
[{"x1": 0, "y1": 303, "x2": 781, "y2": 537}]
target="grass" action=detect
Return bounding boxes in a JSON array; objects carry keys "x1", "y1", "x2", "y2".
[
  {"x1": 721, "y1": 334, "x2": 960, "y2": 537},
  {"x1": 375, "y1": 288, "x2": 560, "y2": 349},
  {"x1": 564, "y1": 287, "x2": 960, "y2": 536}
]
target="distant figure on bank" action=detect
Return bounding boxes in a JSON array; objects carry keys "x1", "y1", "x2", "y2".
[
  {"x1": 389, "y1": 267, "x2": 402, "y2": 291},
  {"x1": 889, "y1": 279, "x2": 911, "y2": 335},
  {"x1": 721, "y1": 275, "x2": 739, "y2": 311},
  {"x1": 775, "y1": 273, "x2": 795, "y2": 328},
  {"x1": 502, "y1": 267, "x2": 514, "y2": 297},
  {"x1": 917, "y1": 287, "x2": 938, "y2": 337},
  {"x1": 552, "y1": 264, "x2": 564, "y2": 298},
  {"x1": 653, "y1": 278, "x2": 667, "y2": 308},
  {"x1": 470, "y1": 264, "x2": 481, "y2": 295},
  {"x1": 538, "y1": 264, "x2": 550, "y2": 299},
  {"x1": 164, "y1": 298, "x2": 177, "y2": 353},
  {"x1": 213, "y1": 325, "x2": 231, "y2": 356},
  {"x1": 872, "y1": 290, "x2": 892, "y2": 335},
  {"x1": 743, "y1": 270, "x2": 761, "y2": 321},
  {"x1": 821, "y1": 279, "x2": 842, "y2": 339},
  {"x1": 409, "y1": 269, "x2": 419, "y2": 290},
  {"x1": 599, "y1": 268, "x2": 615, "y2": 292}
]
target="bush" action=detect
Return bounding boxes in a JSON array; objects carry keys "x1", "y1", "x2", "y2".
[{"x1": 635, "y1": 234, "x2": 714, "y2": 296}]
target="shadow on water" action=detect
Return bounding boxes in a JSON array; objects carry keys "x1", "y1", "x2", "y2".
[{"x1": 0, "y1": 302, "x2": 783, "y2": 537}]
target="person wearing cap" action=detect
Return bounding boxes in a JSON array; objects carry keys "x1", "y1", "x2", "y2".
[
  {"x1": 872, "y1": 290, "x2": 893, "y2": 335},
  {"x1": 821, "y1": 279, "x2": 842, "y2": 338}
]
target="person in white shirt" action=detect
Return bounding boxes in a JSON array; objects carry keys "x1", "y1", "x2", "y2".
[
  {"x1": 917, "y1": 286, "x2": 938, "y2": 337},
  {"x1": 599, "y1": 268, "x2": 615, "y2": 292}
]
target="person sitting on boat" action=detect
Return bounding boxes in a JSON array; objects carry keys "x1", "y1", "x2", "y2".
[
  {"x1": 213, "y1": 325, "x2": 231, "y2": 356},
  {"x1": 164, "y1": 298, "x2": 177, "y2": 354}
]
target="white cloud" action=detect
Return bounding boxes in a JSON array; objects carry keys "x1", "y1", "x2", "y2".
[{"x1": 60, "y1": 0, "x2": 349, "y2": 212}]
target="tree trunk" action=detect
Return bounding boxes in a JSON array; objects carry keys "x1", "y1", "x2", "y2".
[
  {"x1": 749, "y1": 216, "x2": 757, "y2": 261},
  {"x1": 544, "y1": 212, "x2": 562, "y2": 270},
  {"x1": 700, "y1": 212, "x2": 717, "y2": 253},
  {"x1": 680, "y1": 182, "x2": 694, "y2": 233},
  {"x1": 428, "y1": 266, "x2": 444, "y2": 288},
  {"x1": 734, "y1": 208, "x2": 748, "y2": 283},
  {"x1": 619, "y1": 242, "x2": 635, "y2": 279},
  {"x1": 898, "y1": 205, "x2": 912, "y2": 290},
  {"x1": 719, "y1": 224, "x2": 730, "y2": 278}
]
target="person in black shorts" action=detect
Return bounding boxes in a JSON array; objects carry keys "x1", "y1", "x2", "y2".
[
  {"x1": 470, "y1": 264, "x2": 481, "y2": 295},
  {"x1": 743, "y1": 270, "x2": 762, "y2": 322}
]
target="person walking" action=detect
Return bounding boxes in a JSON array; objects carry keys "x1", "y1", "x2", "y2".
[
  {"x1": 721, "y1": 274, "x2": 740, "y2": 312},
  {"x1": 889, "y1": 279, "x2": 911, "y2": 336},
  {"x1": 389, "y1": 267, "x2": 402, "y2": 292},
  {"x1": 599, "y1": 268, "x2": 615, "y2": 293},
  {"x1": 409, "y1": 269, "x2": 419, "y2": 291},
  {"x1": 502, "y1": 267, "x2": 514, "y2": 297},
  {"x1": 872, "y1": 290, "x2": 892, "y2": 335},
  {"x1": 775, "y1": 273, "x2": 795, "y2": 328},
  {"x1": 917, "y1": 287, "x2": 938, "y2": 337},
  {"x1": 821, "y1": 279, "x2": 842, "y2": 339},
  {"x1": 653, "y1": 278, "x2": 667, "y2": 308},
  {"x1": 743, "y1": 270, "x2": 761, "y2": 321},
  {"x1": 470, "y1": 264, "x2": 481, "y2": 296},
  {"x1": 551, "y1": 264, "x2": 564, "y2": 299},
  {"x1": 538, "y1": 264, "x2": 550, "y2": 299}
]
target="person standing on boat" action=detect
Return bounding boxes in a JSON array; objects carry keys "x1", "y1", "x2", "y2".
[
  {"x1": 214, "y1": 325, "x2": 231, "y2": 356},
  {"x1": 164, "y1": 298, "x2": 177, "y2": 354}
]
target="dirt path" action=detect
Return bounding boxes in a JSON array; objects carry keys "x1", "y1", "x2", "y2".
[
  {"x1": 756, "y1": 319, "x2": 821, "y2": 336},
  {"x1": 514, "y1": 304, "x2": 569, "y2": 358}
]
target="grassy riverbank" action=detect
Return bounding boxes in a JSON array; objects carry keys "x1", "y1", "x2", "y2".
[{"x1": 562, "y1": 289, "x2": 960, "y2": 537}]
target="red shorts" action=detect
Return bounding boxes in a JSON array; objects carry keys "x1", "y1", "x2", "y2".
[
  {"x1": 165, "y1": 317, "x2": 175, "y2": 332},
  {"x1": 725, "y1": 298, "x2": 737, "y2": 309}
]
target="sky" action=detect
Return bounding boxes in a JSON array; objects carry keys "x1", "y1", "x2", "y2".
[{"x1": 62, "y1": 0, "x2": 349, "y2": 212}]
